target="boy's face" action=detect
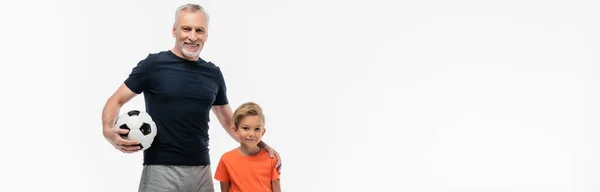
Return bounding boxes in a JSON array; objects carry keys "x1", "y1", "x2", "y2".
[{"x1": 233, "y1": 115, "x2": 265, "y2": 147}]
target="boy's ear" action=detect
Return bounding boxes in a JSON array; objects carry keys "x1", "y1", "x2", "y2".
[
  {"x1": 262, "y1": 127, "x2": 266, "y2": 136},
  {"x1": 231, "y1": 126, "x2": 237, "y2": 135}
]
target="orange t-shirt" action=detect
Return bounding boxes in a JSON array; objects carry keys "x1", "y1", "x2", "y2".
[{"x1": 214, "y1": 148, "x2": 279, "y2": 192}]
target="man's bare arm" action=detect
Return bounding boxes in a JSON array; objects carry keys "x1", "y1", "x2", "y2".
[
  {"x1": 211, "y1": 104, "x2": 239, "y2": 142},
  {"x1": 102, "y1": 83, "x2": 140, "y2": 152},
  {"x1": 102, "y1": 84, "x2": 136, "y2": 130}
]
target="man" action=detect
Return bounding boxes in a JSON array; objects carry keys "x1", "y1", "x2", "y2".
[{"x1": 101, "y1": 4, "x2": 281, "y2": 192}]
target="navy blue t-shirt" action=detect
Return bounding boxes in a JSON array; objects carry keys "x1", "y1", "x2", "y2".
[{"x1": 124, "y1": 50, "x2": 228, "y2": 166}]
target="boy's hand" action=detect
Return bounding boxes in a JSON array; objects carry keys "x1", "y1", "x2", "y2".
[{"x1": 259, "y1": 141, "x2": 282, "y2": 174}]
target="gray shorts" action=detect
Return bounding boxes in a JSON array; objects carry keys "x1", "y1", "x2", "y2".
[{"x1": 138, "y1": 165, "x2": 214, "y2": 192}]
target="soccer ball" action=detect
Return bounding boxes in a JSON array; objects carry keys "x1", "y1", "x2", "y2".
[{"x1": 114, "y1": 110, "x2": 157, "y2": 151}]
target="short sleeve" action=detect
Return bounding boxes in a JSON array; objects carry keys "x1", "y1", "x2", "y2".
[
  {"x1": 214, "y1": 157, "x2": 230, "y2": 182},
  {"x1": 212, "y1": 66, "x2": 229, "y2": 106},
  {"x1": 124, "y1": 56, "x2": 153, "y2": 94},
  {"x1": 271, "y1": 157, "x2": 280, "y2": 181}
]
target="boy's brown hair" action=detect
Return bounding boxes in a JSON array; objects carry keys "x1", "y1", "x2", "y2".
[{"x1": 232, "y1": 102, "x2": 265, "y2": 129}]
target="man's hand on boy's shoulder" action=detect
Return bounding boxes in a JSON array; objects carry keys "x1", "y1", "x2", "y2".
[{"x1": 259, "y1": 141, "x2": 282, "y2": 174}]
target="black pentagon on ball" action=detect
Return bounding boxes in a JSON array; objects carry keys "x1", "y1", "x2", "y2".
[
  {"x1": 127, "y1": 110, "x2": 141, "y2": 116},
  {"x1": 119, "y1": 124, "x2": 130, "y2": 138},
  {"x1": 140, "y1": 123, "x2": 152, "y2": 135}
]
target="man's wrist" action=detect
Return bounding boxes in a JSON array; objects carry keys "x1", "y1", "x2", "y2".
[
  {"x1": 258, "y1": 141, "x2": 268, "y2": 149},
  {"x1": 102, "y1": 125, "x2": 114, "y2": 136}
]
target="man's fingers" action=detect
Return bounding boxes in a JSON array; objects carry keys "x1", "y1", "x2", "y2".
[
  {"x1": 276, "y1": 160, "x2": 281, "y2": 170},
  {"x1": 268, "y1": 148, "x2": 275, "y2": 158},
  {"x1": 110, "y1": 128, "x2": 138, "y2": 145},
  {"x1": 277, "y1": 164, "x2": 282, "y2": 175},
  {"x1": 116, "y1": 147, "x2": 133, "y2": 153},
  {"x1": 125, "y1": 145, "x2": 141, "y2": 151},
  {"x1": 275, "y1": 155, "x2": 282, "y2": 168},
  {"x1": 117, "y1": 137, "x2": 139, "y2": 146},
  {"x1": 109, "y1": 128, "x2": 139, "y2": 154},
  {"x1": 126, "y1": 139, "x2": 140, "y2": 146},
  {"x1": 114, "y1": 128, "x2": 129, "y2": 134},
  {"x1": 276, "y1": 161, "x2": 282, "y2": 175},
  {"x1": 274, "y1": 151, "x2": 282, "y2": 174},
  {"x1": 117, "y1": 145, "x2": 140, "y2": 153},
  {"x1": 274, "y1": 151, "x2": 281, "y2": 163}
]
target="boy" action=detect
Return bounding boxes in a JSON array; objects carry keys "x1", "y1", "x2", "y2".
[{"x1": 214, "y1": 102, "x2": 281, "y2": 192}]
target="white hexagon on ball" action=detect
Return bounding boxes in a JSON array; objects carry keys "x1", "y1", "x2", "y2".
[{"x1": 114, "y1": 110, "x2": 157, "y2": 151}]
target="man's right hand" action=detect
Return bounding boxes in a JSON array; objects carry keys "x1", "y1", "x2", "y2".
[{"x1": 103, "y1": 128, "x2": 141, "y2": 153}]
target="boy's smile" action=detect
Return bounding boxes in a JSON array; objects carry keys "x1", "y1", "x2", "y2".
[{"x1": 234, "y1": 115, "x2": 265, "y2": 147}]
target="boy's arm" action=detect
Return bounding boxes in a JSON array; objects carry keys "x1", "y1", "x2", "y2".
[
  {"x1": 220, "y1": 182, "x2": 231, "y2": 192},
  {"x1": 271, "y1": 179, "x2": 281, "y2": 192}
]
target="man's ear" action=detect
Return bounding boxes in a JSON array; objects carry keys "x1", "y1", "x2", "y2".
[{"x1": 172, "y1": 27, "x2": 176, "y2": 37}]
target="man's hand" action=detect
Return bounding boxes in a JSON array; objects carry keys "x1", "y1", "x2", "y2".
[
  {"x1": 102, "y1": 83, "x2": 140, "y2": 153},
  {"x1": 259, "y1": 141, "x2": 282, "y2": 174},
  {"x1": 103, "y1": 128, "x2": 141, "y2": 153}
]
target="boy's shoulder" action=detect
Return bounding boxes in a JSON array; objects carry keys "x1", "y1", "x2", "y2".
[
  {"x1": 221, "y1": 148, "x2": 239, "y2": 159},
  {"x1": 220, "y1": 148, "x2": 271, "y2": 160},
  {"x1": 254, "y1": 149, "x2": 274, "y2": 163},
  {"x1": 220, "y1": 148, "x2": 252, "y2": 161}
]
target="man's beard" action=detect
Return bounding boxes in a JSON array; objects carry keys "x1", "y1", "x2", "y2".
[{"x1": 178, "y1": 42, "x2": 202, "y2": 58}]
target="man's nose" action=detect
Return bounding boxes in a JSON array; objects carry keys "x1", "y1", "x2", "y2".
[{"x1": 189, "y1": 32, "x2": 197, "y2": 41}]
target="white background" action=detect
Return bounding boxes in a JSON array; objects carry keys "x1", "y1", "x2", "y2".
[{"x1": 0, "y1": 0, "x2": 598, "y2": 191}]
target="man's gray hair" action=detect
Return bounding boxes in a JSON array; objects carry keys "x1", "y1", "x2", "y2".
[{"x1": 173, "y1": 4, "x2": 210, "y2": 26}]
